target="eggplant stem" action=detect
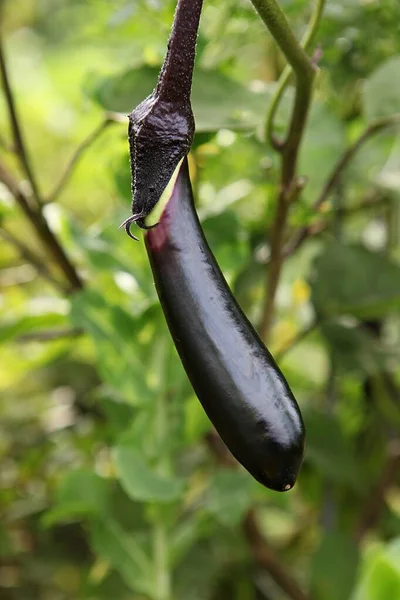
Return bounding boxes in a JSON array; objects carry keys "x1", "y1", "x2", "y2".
[{"x1": 156, "y1": 0, "x2": 204, "y2": 103}]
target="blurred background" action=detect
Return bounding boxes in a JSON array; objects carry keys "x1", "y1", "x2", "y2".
[{"x1": 1, "y1": 0, "x2": 400, "y2": 598}]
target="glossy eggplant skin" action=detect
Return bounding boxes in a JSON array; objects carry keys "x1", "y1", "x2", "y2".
[{"x1": 145, "y1": 159, "x2": 305, "y2": 492}]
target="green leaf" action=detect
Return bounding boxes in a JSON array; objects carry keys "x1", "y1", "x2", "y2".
[
  {"x1": 367, "y1": 560, "x2": 400, "y2": 600},
  {"x1": 89, "y1": 519, "x2": 153, "y2": 596},
  {"x1": 305, "y1": 410, "x2": 362, "y2": 488},
  {"x1": 43, "y1": 469, "x2": 111, "y2": 526},
  {"x1": 0, "y1": 313, "x2": 67, "y2": 343},
  {"x1": 311, "y1": 241, "x2": 400, "y2": 318},
  {"x1": 364, "y1": 57, "x2": 400, "y2": 120},
  {"x1": 169, "y1": 519, "x2": 204, "y2": 568},
  {"x1": 311, "y1": 531, "x2": 359, "y2": 600},
  {"x1": 85, "y1": 66, "x2": 271, "y2": 132},
  {"x1": 352, "y1": 539, "x2": 400, "y2": 600},
  {"x1": 202, "y1": 211, "x2": 248, "y2": 278},
  {"x1": 320, "y1": 322, "x2": 392, "y2": 376},
  {"x1": 175, "y1": 543, "x2": 223, "y2": 600},
  {"x1": 113, "y1": 445, "x2": 184, "y2": 503},
  {"x1": 70, "y1": 289, "x2": 152, "y2": 405},
  {"x1": 191, "y1": 70, "x2": 269, "y2": 132},
  {"x1": 299, "y1": 101, "x2": 346, "y2": 202},
  {"x1": 99, "y1": 397, "x2": 135, "y2": 436},
  {"x1": 206, "y1": 470, "x2": 254, "y2": 527},
  {"x1": 70, "y1": 223, "x2": 155, "y2": 299},
  {"x1": 184, "y1": 394, "x2": 211, "y2": 443},
  {"x1": 387, "y1": 538, "x2": 400, "y2": 573},
  {"x1": 0, "y1": 526, "x2": 12, "y2": 557}
]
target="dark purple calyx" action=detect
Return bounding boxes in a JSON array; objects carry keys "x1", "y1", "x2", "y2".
[{"x1": 122, "y1": 0, "x2": 203, "y2": 239}]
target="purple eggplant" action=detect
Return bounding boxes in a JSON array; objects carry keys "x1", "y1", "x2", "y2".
[
  {"x1": 123, "y1": 0, "x2": 305, "y2": 490},
  {"x1": 144, "y1": 159, "x2": 305, "y2": 491}
]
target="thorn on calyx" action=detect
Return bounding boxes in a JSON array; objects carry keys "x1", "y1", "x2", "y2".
[{"x1": 119, "y1": 214, "x2": 144, "y2": 241}]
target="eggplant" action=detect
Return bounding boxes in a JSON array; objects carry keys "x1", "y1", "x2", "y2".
[
  {"x1": 144, "y1": 159, "x2": 305, "y2": 491},
  {"x1": 123, "y1": 0, "x2": 305, "y2": 491}
]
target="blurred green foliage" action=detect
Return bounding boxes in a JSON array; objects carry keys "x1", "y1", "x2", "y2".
[{"x1": 1, "y1": 0, "x2": 400, "y2": 599}]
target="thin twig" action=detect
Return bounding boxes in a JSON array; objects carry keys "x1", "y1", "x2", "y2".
[
  {"x1": 259, "y1": 188, "x2": 292, "y2": 340},
  {"x1": 265, "y1": 0, "x2": 326, "y2": 148},
  {"x1": 269, "y1": 195, "x2": 388, "y2": 357},
  {"x1": 46, "y1": 118, "x2": 114, "y2": 203},
  {"x1": 244, "y1": 510, "x2": 312, "y2": 600},
  {"x1": 205, "y1": 432, "x2": 311, "y2": 600},
  {"x1": 315, "y1": 115, "x2": 400, "y2": 210},
  {"x1": 354, "y1": 441, "x2": 400, "y2": 543},
  {"x1": 17, "y1": 327, "x2": 83, "y2": 343},
  {"x1": 0, "y1": 38, "x2": 42, "y2": 205},
  {"x1": 0, "y1": 131, "x2": 13, "y2": 152},
  {"x1": 282, "y1": 190, "x2": 389, "y2": 259},
  {"x1": 250, "y1": 0, "x2": 315, "y2": 79},
  {"x1": 0, "y1": 158, "x2": 83, "y2": 293},
  {"x1": 250, "y1": 0, "x2": 318, "y2": 342},
  {"x1": 288, "y1": 114, "x2": 400, "y2": 254},
  {"x1": 0, "y1": 228, "x2": 67, "y2": 292},
  {"x1": 274, "y1": 319, "x2": 319, "y2": 361}
]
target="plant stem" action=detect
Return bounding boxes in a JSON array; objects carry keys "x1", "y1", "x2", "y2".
[
  {"x1": 316, "y1": 115, "x2": 400, "y2": 208},
  {"x1": 0, "y1": 131, "x2": 13, "y2": 152},
  {"x1": 205, "y1": 432, "x2": 311, "y2": 600},
  {"x1": 250, "y1": 0, "x2": 314, "y2": 78},
  {"x1": 244, "y1": 510, "x2": 312, "y2": 600},
  {"x1": 0, "y1": 34, "x2": 83, "y2": 293},
  {"x1": 152, "y1": 339, "x2": 171, "y2": 600},
  {"x1": 354, "y1": 440, "x2": 400, "y2": 543},
  {"x1": 321, "y1": 361, "x2": 337, "y2": 532},
  {"x1": 259, "y1": 187, "x2": 290, "y2": 341},
  {"x1": 274, "y1": 318, "x2": 318, "y2": 361},
  {"x1": 153, "y1": 522, "x2": 171, "y2": 600},
  {"x1": 288, "y1": 114, "x2": 400, "y2": 253},
  {"x1": 250, "y1": 0, "x2": 318, "y2": 342},
  {"x1": 16, "y1": 327, "x2": 83, "y2": 343},
  {"x1": 0, "y1": 228, "x2": 67, "y2": 292},
  {"x1": 0, "y1": 38, "x2": 42, "y2": 205},
  {"x1": 282, "y1": 190, "x2": 389, "y2": 259},
  {"x1": 266, "y1": 0, "x2": 326, "y2": 147},
  {"x1": 157, "y1": 0, "x2": 204, "y2": 104},
  {"x1": 46, "y1": 118, "x2": 114, "y2": 203},
  {"x1": 0, "y1": 158, "x2": 83, "y2": 293}
]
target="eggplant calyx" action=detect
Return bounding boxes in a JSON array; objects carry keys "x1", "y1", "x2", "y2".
[
  {"x1": 123, "y1": 0, "x2": 204, "y2": 239},
  {"x1": 128, "y1": 95, "x2": 194, "y2": 231},
  {"x1": 144, "y1": 157, "x2": 185, "y2": 229}
]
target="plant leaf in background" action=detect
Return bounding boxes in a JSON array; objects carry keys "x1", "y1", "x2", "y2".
[
  {"x1": 43, "y1": 469, "x2": 111, "y2": 526},
  {"x1": 1, "y1": 0, "x2": 400, "y2": 599},
  {"x1": 0, "y1": 312, "x2": 68, "y2": 343},
  {"x1": 311, "y1": 531, "x2": 360, "y2": 600},
  {"x1": 299, "y1": 101, "x2": 346, "y2": 202},
  {"x1": 113, "y1": 445, "x2": 184, "y2": 503},
  {"x1": 206, "y1": 470, "x2": 254, "y2": 527},
  {"x1": 311, "y1": 240, "x2": 400, "y2": 319},
  {"x1": 90, "y1": 519, "x2": 153, "y2": 596},
  {"x1": 304, "y1": 409, "x2": 362, "y2": 488},
  {"x1": 70, "y1": 289, "x2": 153, "y2": 405},
  {"x1": 352, "y1": 538, "x2": 400, "y2": 600},
  {"x1": 364, "y1": 56, "x2": 400, "y2": 120},
  {"x1": 320, "y1": 321, "x2": 394, "y2": 376},
  {"x1": 85, "y1": 66, "x2": 271, "y2": 132}
]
